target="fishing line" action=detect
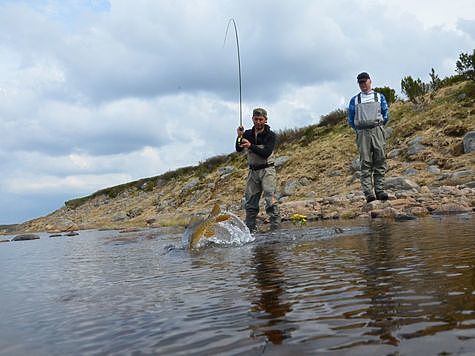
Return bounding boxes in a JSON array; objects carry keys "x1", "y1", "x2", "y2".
[{"x1": 224, "y1": 18, "x2": 243, "y2": 128}]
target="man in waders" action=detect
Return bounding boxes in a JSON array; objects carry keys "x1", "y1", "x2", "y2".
[
  {"x1": 348, "y1": 72, "x2": 389, "y2": 203},
  {"x1": 236, "y1": 108, "x2": 281, "y2": 232}
]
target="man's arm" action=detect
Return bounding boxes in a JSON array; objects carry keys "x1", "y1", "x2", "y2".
[
  {"x1": 248, "y1": 131, "x2": 276, "y2": 159},
  {"x1": 235, "y1": 127, "x2": 246, "y2": 152},
  {"x1": 348, "y1": 96, "x2": 356, "y2": 129},
  {"x1": 380, "y1": 94, "x2": 389, "y2": 125}
]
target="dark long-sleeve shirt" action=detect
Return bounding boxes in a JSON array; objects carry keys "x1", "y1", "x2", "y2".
[{"x1": 235, "y1": 125, "x2": 276, "y2": 159}]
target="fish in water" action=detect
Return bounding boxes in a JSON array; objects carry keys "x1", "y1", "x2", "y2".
[
  {"x1": 182, "y1": 203, "x2": 232, "y2": 249},
  {"x1": 181, "y1": 203, "x2": 254, "y2": 250}
]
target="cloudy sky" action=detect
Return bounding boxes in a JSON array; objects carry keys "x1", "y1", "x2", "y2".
[{"x1": 0, "y1": 0, "x2": 474, "y2": 224}]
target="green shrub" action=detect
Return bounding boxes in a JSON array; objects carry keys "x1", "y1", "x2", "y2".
[
  {"x1": 456, "y1": 49, "x2": 475, "y2": 81},
  {"x1": 276, "y1": 125, "x2": 317, "y2": 148},
  {"x1": 373, "y1": 86, "x2": 396, "y2": 105},
  {"x1": 438, "y1": 74, "x2": 465, "y2": 87},
  {"x1": 318, "y1": 108, "x2": 348, "y2": 127},
  {"x1": 429, "y1": 68, "x2": 442, "y2": 91},
  {"x1": 401, "y1": 75, "x2": 430, "y2": 104}
]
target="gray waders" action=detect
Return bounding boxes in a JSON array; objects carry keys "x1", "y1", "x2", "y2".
[
  {"x1": 245, "y1": 166, "x2": 280, "y2": 231},
  {"x1": 356, "y1": 126, "x2": 387, "y2": 197},
  {"x1": 243, "y1": 138, "x2": 281, "y2": 231},
  {"x1": 354, "y1": 92, "x2": 387, "y2": 199}
]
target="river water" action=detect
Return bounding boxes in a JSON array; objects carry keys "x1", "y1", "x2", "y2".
[{"x1": 1, "y1": 214, "x2": 474, "y2": 355}]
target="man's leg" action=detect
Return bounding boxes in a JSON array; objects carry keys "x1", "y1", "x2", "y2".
[
  {"x1": 357, "y1": 130, "x2": 375, "y2": 202},
  {"x1": 245, "y1": 171, "x2": 262, "y2": 232},
  {"x1": 372, "y1": 127, "x2": 388, "y2": 200},
  {"x1": 262, "y1": 167, "x2": 281, "y2": 230}
]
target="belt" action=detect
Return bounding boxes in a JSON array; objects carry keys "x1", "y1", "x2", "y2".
[
  {"x1": 249, "y1": 163, "x2": 274, "y2": 171},
  {"x1": 356, "y1": 123, "x2": 382, "y2": 130}
]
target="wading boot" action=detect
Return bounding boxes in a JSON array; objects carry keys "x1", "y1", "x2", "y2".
[
  {"x1": 366, "y1": 194, "x2": 376, "y2": 203},
  {"x1": 376, "y1": 191, "x2": 389, "y2": 201}
]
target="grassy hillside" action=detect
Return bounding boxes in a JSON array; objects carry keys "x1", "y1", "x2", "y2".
[{"x1": 15, "y1": 80, "x2": 475, "y2": 233}]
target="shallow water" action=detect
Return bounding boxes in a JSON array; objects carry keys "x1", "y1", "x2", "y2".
[{"x1": 1, "y1": 215, "x2": 475, "y2": 355}]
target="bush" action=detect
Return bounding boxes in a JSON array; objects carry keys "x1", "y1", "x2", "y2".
[
  {"x1": 429, "y1": 68, "x2": 442, "y2": 91},
  {"x1": 373, "y1": 86, "x2": 396, "y2": 105},
  {"x1": 276, "y1": 125, "x2": 317, "y2": 148},
  {"x1": 456, "y1": 49, "x2": 475, "y2": 81},
  {"x1": 318, "y1": 108, "x2": 348, "y2": 127},
  {"x1": 401, "y1": 75, "x2": 430, "y2": 104}
]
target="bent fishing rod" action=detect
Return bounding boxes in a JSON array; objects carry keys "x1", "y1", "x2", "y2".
[{"x1": 224, "y1": 18, "x2": 243, "y2": 140}]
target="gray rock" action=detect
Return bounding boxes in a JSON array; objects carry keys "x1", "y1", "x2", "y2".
[
  {"x1": 407, "y1": 142, "x2": 426, "y2": 156},
  {"x1": 351, "y1": 157, "x2": 361, "y2": 172},
  {"x1": 384, "y1": 177, "x2": 420, "y2": 192},
  {"x1": 384, "y1": 127, "x2": 393, "y2": 138},
  {"x1": 112, "y1": 212, "x2": 128, "y2": 222},
  {"x1": 433, "y1": 204, "x2": 472, "y2": 215},
  {"x1": 463, "y1": 131, "x2": 475, "y2": 153},
  {"x1": 274, "y1": 156, "x2": 290, "y2": 168},
  {"x1": 207, "y1": 182, "x2": 216, "y2": 189},
  {"x1": 327, "y1": 170, "x2": 342, "y2": 177},
  {"x1": 404, "y1": 168, "x2": 418, "y2": 176},
  {"x1": 182, "y1": 178, "x2": 199, "y2": 192},
  {"x1": 12, "y1": 234, "x2": 40, "y2": 241},
  {"x1": 282, "y1": 179, "x2": 300, "y2": 196},
  {"x1": 462, "y1": 181, "x2": 475, "y2": 189},
  {"x1": 47, "y1": 218, "x2": 77, "y2": 232},
  {"x1": 409, "y1": 136, "x2": 424, "y2": 145},
  {"x1": 155, "y1": 178, "x2": 166, "y2": 188},
  {"x1": 218, "y1": 166, "x2": 235, "y2": 176},
  {"x1": 436, "y1": 173, "x2": 451, "y2": 181},
  {"x1": 387, "y1": 149, "x2": 401, "y2": 159},
  {"x1": 452, "y1": 170, "x2": 473, "y2": 179},
  {"x1": 127, "y1": 207, "x2": 143, "y2": 218},
  {"x1": 395, "y1": 213, "x2": 417, "y2": 221},
  {"x1": 427, "y1": 165, "x2": 441, "y2": 174}
]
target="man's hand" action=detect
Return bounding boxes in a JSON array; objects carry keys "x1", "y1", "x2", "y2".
[{"x1": 239, "y1": 138, "x2": 251, "y2": 148}]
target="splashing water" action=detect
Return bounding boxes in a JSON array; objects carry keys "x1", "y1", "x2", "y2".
[{"x1": 189, "y1": 212, "x2": 254, "y2": 249}]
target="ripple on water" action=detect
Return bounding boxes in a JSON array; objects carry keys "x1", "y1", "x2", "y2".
[{"x1": 0, "y1": 216, "x2": 475, "y2": 354}]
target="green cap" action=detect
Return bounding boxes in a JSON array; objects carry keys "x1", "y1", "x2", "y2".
[{"x1": 252, "y1": 108, "x2": 267, "y2": 117}]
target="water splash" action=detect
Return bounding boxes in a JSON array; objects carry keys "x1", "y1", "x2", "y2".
[{"x1": 191, "y1": 212, "x2": 254, "y2": 249}]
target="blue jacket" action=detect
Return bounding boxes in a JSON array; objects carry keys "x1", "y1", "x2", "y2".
[{"x1": 348, "y1": 91, "x2": 389, "y2": 129}]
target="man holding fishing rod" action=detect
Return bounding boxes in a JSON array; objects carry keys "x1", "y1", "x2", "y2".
[{"x1": 236, "y1": 108, "x2": 281, "y2": 233}]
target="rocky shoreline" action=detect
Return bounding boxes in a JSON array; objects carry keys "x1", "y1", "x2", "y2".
[{"x1": 3, "y1": 81, "x2": 474, "y2": 235}]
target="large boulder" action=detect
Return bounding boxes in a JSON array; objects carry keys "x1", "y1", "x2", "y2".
[
  {"x1": 463, "y1": 131, "x2": 475, "y2": 153},
  {"x1": 384, "y1": 177, "x2": 420, "y2": 192},
  {"x1": 274, "y1": 156, "x2": 290, "y2": 168},
  {"x1": 12, "y1": 234, "x2": 40, "y2": 241},
  {"x1": 45, "y1": 218, "x2": 78, "y2": 232}
]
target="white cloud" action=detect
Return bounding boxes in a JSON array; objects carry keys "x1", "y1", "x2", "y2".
[{"x1": 0, "y1": 0, "x2": 474, "y2": 223}]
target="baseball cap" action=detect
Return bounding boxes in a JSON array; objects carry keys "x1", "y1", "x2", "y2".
[
  {"x1": 252, "y1": 108, "x2": 267, "y2": 117},
  {"x1": 357, "y1": 72, "x2": 371, "y2": 82}
]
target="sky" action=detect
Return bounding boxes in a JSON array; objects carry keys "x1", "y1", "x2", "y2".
[{"x1": 0, "y1": 0, "x2": 474, "y2": 224}]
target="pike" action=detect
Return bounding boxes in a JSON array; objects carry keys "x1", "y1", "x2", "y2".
[
  {"x1": 183, "y1": 203, "x2": 231, "y2": 249},
  {"x1": 224, "y1": 18, "x2": 243, "y2": 140}
]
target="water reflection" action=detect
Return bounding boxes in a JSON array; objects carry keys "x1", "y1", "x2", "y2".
[
  {"x1": 249, "y1": 243, "x2": 294, "y2": 345},
  {"x1": 363, "y1": 223, "x2": 401, "y2": 346},
  {"x1": 1, "y1": 217, "x2": 475, "y2": 355}
]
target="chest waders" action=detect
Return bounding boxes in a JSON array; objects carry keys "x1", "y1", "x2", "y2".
[
  {"x1": 244, "y1": 145, "x2": 280, "y2": 231},
  {"x1": 355, "y1": 93, "x2": 387, "y2": 198}
]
